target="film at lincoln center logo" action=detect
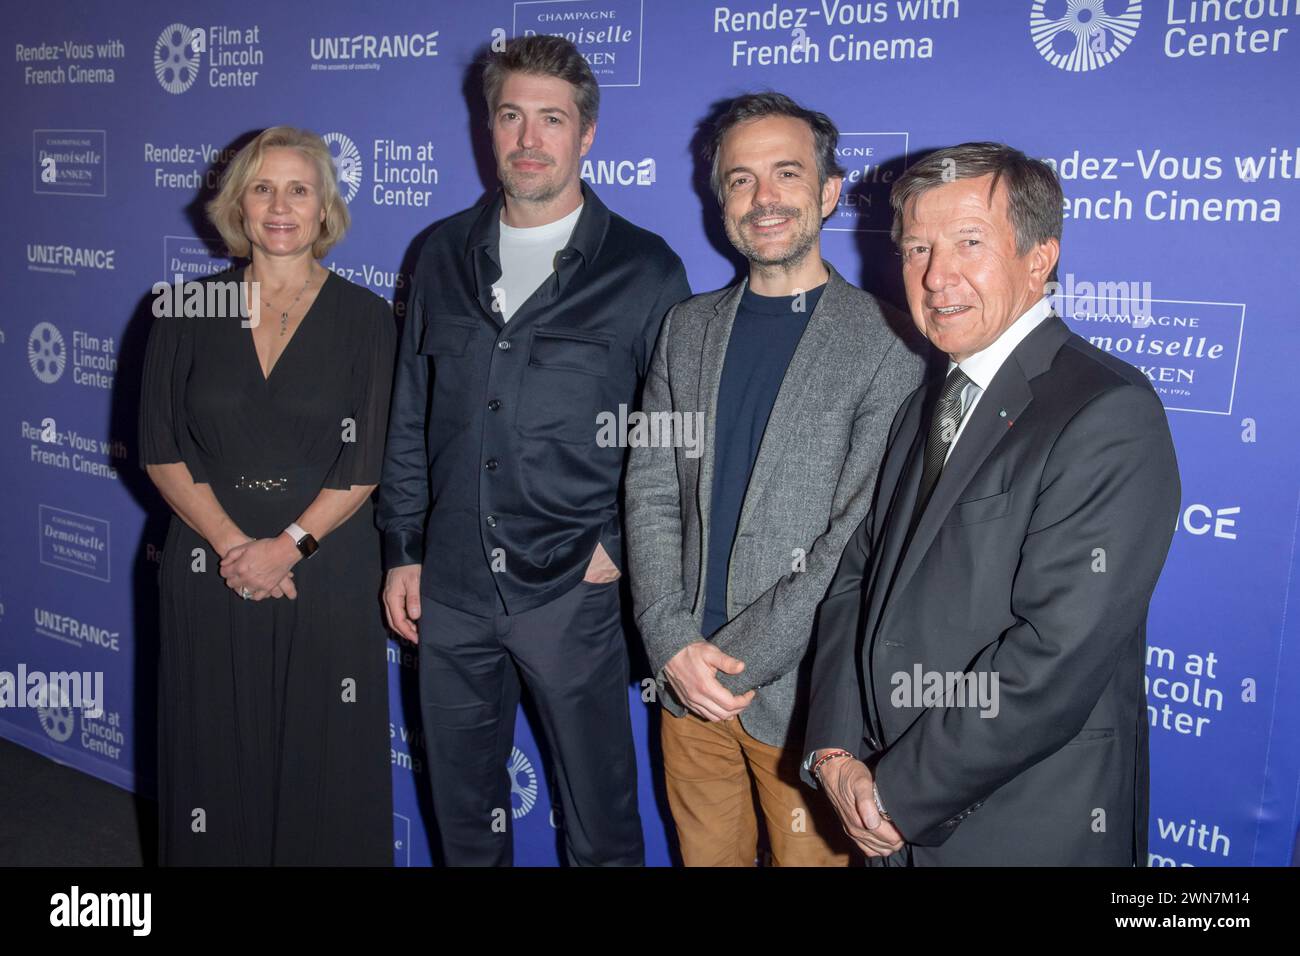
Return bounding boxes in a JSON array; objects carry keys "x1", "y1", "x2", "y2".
[
  {"x1": 39, "y1": 705, "x2": 76, "y2": 743},
  {"x1": 323, "y1": 132, "x2": 363, "y2": 204},
  {"x1": 508, "y1": 746, "x2": 538, "y2": 820},
  {"x1": 1030, "y1": 0, "x2": 1142, "y2": 72},
  {"x1": 29, "y1": 321, "x2": 67, "y2": 384},
  {"x1": 154, "y1": 22, "x2": 203, "y2": 94}
]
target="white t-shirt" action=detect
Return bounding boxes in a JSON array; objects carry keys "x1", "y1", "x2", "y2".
[{"x1": 492, "y1": 203, "x2": 583, "y2": 321}]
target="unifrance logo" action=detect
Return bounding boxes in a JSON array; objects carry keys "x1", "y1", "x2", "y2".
[
  {"x1": 153, "y1": 22, "x2": 202, "y2": 93},
  {"x1": 1030, "y1": 0, "x2": 1142, "y2": 72},
  {"x1": 323, "y1": 132, "x2": 363, "y2": 203},
  {"x1": 580, "y1": 156, "x2": 655, "y2": 187},
  {"x1": 34, "y1": 608, "x2": 122, "y2": 652},
  {"x1": 29, "y1": 322, "x2": 67, "y2": 384},
  {"x1": 308, "y1": 30, "x2": 440, "y2": 71},
  {"x1": 508, "y1": 746, "x2": 538, "y2": 820}
]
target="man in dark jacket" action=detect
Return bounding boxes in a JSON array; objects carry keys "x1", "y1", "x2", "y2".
[
  {"x1": 378, "y1": 35, "x2": 688, "y2": 866},
  {"x1": 805, "y1": 143, "x2": 1180, "y2": 865}
]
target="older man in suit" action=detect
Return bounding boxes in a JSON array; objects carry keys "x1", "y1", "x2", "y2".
[
  {"x1": 804, "y1": 142, "x2": 1180, "y2": 865},
  {"x1": 624, "y1": 93, "x2": 924, "y2": 866}
]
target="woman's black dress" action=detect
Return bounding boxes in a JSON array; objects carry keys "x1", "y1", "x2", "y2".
[{"x1": 139, "y1": 266, "x2": 396, "y2": 865}]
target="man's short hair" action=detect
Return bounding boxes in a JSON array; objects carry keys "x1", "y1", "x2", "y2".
[
  {"x1": 482, "y1": 35, "x2": 600, "y2": 133},
  {"x1": 707, "y1": 91, "x2": 846, "y2": 205},
  {"x1": 890, "y1": 142, "x2": 1063, "y2": 263}
]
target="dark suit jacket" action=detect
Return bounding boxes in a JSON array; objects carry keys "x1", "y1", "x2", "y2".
[
  {"x1": 376, "y1": 182, "x2": 689, "y2": 617},
  {"x1": 804, "y1": 315, "x2": 1180, "y2": 865}
]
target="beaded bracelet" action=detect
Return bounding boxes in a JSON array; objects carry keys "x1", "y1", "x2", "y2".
[{"x1": 811, "y1": 749, "x2": 854, "y2": 781}]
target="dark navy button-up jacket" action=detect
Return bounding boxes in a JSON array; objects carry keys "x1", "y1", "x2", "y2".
[{"x1": 378, "y1": 182, "x2": 690, "y2": 616}]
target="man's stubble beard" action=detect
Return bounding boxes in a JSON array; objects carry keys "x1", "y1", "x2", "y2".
[
  {"x1": 499, "y1": 146, "x2": 576, "y2": 207},
  {"x1": 500, "y1": 166, "x2": 566, "y2": 205},
  {"x1": 726, "y1": 205, "x2": 822, "y2": 274}
]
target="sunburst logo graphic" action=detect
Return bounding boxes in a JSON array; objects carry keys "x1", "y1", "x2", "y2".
[
  {"x1": 154, "y1": 22, "x2": 202, "y2": 94},
  {"x1": 508, "y1": 746, "x2": 538, "y2": 820},
  {"x1": 28, "y1": 322, "x2": 66, "y2": 384},
  {"x1": 38, "y1": 705, "x2": 75, "y2": 743},
  {"x1": 1030, "y1": 0, "x2": 1142, "y2": 72},
  {"x1": 323, "y1": 132, "x2": 363, "y2": 204}
]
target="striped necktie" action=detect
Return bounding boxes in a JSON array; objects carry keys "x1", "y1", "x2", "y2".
[{"x1": 914, "y1": 367, "x2": 972, "y2": 521}]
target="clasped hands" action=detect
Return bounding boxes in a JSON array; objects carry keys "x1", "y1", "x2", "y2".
[
  {"x1": 219, "y1": 533, "x2": 300, "y2": 601},
  {"x1": 814, "y1": 753, "x2": 905, "y2": 858},
  {"x1": 664, "y1": 642, "x2": 903, "y2": 857}
]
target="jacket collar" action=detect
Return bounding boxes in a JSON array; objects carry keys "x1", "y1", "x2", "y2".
[
  {"x1": 467, "y1": 180, "x2": 611, "y2": 324},
  {"x1": 711, "y1": 258, "x2": 848, "y2": 317},
  {"x1": 468, "y1": 179, "x2": 610, "y2": 266}
]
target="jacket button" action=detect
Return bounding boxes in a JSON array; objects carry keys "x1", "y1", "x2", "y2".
[
  {"x1": 497, "y1": 340, "x2": 511, "y2": 351},
  {"x1": 485, "y1": 515, "x2": 497, "y2": 528},
  {"x1": 488, "y1": 399, "x2": 501, "y2": 411},
  {"x1": 485, "y1": 459, "x2": 498, "y2": 471}
]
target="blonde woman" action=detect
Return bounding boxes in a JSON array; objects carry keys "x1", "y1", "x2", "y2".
[{"x1": 139, "y1": 127, "x2": 395, "y2": 864}]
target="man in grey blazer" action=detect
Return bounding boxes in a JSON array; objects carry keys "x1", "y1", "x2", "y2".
[
  {"x1": 804, "y1": 143, "x2": 1180, "y2": 865},
  {"x1": 624, "y1": 93, "x2": 925, "y2": 866}
]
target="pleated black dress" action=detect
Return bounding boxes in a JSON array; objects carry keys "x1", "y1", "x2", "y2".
[{"x1": 138, "y1": 266, "x2": 396, "y2": 865}]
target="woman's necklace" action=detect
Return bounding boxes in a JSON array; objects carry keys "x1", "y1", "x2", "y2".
[{"x1": 249, "y1": 264, "x2": 315, "y2": 335}]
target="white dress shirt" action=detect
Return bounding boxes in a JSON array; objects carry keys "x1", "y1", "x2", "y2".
[{"x1": 944, "y1": 297, "x2": 1054, "y2": 463}]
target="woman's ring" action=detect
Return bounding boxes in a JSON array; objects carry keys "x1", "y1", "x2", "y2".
[{"x1": 240, "y1": 587, "x2": 251, "y2": 600}]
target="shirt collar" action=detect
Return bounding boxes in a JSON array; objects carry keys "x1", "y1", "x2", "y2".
[
  {"x1": 950, "y1": 296, "x2": 1054, "y2": 391},
  {"x1": 498, "y1": 202, "x2": 583, "y2": 242}
]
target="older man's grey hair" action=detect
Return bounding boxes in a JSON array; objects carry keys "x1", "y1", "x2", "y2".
[{"x1": 890, "y1": 142, "x2": 1063, "y2": 280}]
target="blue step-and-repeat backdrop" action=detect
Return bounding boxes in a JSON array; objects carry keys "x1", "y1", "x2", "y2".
[{"x1": 2, "y1": 1, "x2": 1298, "y2": 866}]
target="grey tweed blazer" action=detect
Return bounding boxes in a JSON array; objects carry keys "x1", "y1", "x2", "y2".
[{"x1": 624, "y1": 261, "x2": 926, "y2": 748}]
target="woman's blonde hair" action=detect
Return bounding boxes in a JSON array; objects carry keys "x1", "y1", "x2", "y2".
[{"x1": 206, "y1": 126, "x2": 350, "y2": 260}]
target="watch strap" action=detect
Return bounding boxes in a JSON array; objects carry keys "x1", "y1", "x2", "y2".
[{"x1": 285, "y1": 522, "x2": 318, "y2": 558}]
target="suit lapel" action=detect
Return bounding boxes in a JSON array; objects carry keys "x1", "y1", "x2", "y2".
[
  {"x1": 692, "y1": 280, "x2": 745, "y2": 611},
  {"x1": 863, "y1": 392, "x2": 928, "y2": 632},
  {"x1": 884, "y1": 315, "x2": 1071, "y2": 609},
  {"x1": 846, "y1": 385, "x2": 928, "y2": 747}
]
